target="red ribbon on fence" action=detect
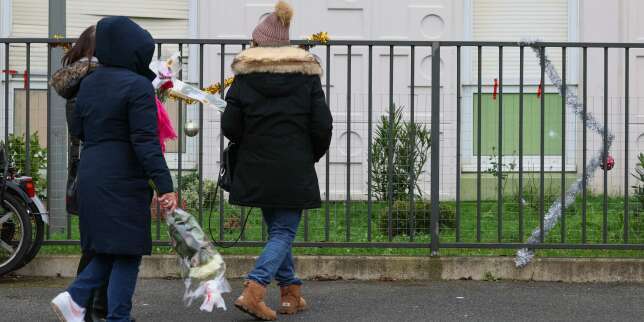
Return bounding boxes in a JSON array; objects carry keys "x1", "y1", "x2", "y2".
[
  {"x1": 537, "y1": 80, "x2": 543, "y2": 98},
  {"x1": 493, "y1": 78, "x2": 498, "y2": 100},
  {"x1": 23, "y1": 70, "x2": 29, "y2": 89}
]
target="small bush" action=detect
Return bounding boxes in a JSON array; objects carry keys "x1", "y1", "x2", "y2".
[
  {"x1": 633, "y1": 153, "x2": 644, "y2": 212},
  {"x1": 378, "y1": 200, "x2": 456, "y2": 237},
  {"x1": 371, "y1": 105, "x2": 431, "y2": 201},
  {"x1": 5, "y1": 133, "x2": 48, "y2": 198},
  {"x1": 177, "y1": 171, "x2": 218, "y2": 212}
]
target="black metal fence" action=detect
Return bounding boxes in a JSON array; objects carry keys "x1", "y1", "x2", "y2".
[{"x1": 1, "y1": 38, "x2": 643, "y2": 254}]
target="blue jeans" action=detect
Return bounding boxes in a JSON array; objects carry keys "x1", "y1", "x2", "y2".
[
  {"x1": 67, "y1": 254, "x2": 142, "y2": 322},
  {"x1": 247, "y1": 208, "x2": 303, "y2": 287}
]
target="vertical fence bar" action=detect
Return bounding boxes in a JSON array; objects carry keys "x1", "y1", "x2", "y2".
[
  {"x1": 561, "y1": 47, "x2": 567, "y2": 243},
  {"x1": 303, "y1": 209, "x2": 308, "y2": 242},
  {"x1": 240, "y1": 43, "x2": 248, "y2": 241},
  {"x1": 177, "y1": 44, "x2": 184, "y2": 204},
  {"x1": 46, "y1": 44, "x2": 51, "y2": 239},
  {"x1": 156, "y1": 43, "x2": 162, "y2": 241},
  {"x1": 455, "y1": 45, "x2": 461, "y2": 242},
  {"x1": 345, "y1": 45, "x2": 351, "y2": 242},
  {"x1": 539, "y1": 46, "x2": 545, "y2": 243},
  {"x1": 198, "y1": 44, "x2": 204, "y2": 225},
  {"x1": 238, "y1": 45, "x2": 246, "y2": 239},
  {"x1": 582, "y1": 47, "x2": 588, "y2": 243},
  {"x1": 387, "y1": 45, "x2": 394, "y2": 241},
  {"x1": 325, "y1": 45, "x2": 331, "y2": 242},
  {"x1": 602, "y1": 47, "x2": 608, "y2": 243},
  {"x1": 4, "y1": 43, "x2": 8, "y2": 143},
  {"x1": 476, "y1": 45, "x2": 482, "y2": 242},
  {"x1": 367, "y1": 45, "x2": 373, "y2": 242},
  {"x1": 497, "y1": 46, "x2": 503, "y2": 242},
  {"x1": 624, "y1": 48, "x2": 630, "y2": 243},
  {"x1": 519, "y1": 46, "x2": 524, "y2": 241},
  {"x1": 219, "y1": 44, "x2": 225, "y2": 241},
  {"x1": 238, "y1": 44, "x2": 245, "y2": 241},
  {"x1": 25, "y1": 43, "x2": 31, "y2": 176},
  {"x1": 409, "y1": 45, "x2": 416, "y2": 241},
  {"x1": 430, "y1": 42, "x2": 441, "y2": 255}
]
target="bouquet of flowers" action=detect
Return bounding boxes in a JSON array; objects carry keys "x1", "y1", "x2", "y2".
[
  {"x1": 166, "y1": 208, "x2": 230, "y2": 312},
  {"x1": 149, "y1": 53, "x2": 227, "y2": 112}
]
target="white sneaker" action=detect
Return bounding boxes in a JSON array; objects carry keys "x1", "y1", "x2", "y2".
[{"x1": 51, "y1": 291, "x2": 86, "y2": 322}]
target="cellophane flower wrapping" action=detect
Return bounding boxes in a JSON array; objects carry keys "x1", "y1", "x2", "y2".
[
  {"x1": 150, "y1": 52, "x2": 227, "y2": 112},
  {"x1": 166, "y1": 208, "x2": 230, "y2": 311}
]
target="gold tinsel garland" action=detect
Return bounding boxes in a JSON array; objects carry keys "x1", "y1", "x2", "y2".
[
  {"x1": 163, "y1": 32, "x2": 329, "y2": 105},
  {"x1": 51, "y1": 34, "x2": 72, "y2": 52},
  {"x1": 168, "y1": 77, "x2": 235, "y2": 105},
  {"x1": 309, "y1": 31, "x2": 330, "y2": 44}
]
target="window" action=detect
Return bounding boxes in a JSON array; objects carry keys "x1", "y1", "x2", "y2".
[
  {"x1": 13, "y1": 89, "x2": 48, "y2": 147},
  {"x1": 162, "y1": 99, "x2": 186, "y2": 154},
  {"x1": 464, "y1": 0, "x2": 577, "y2": 172},
  {"x1": 473, "y1": 93, "x2": 564, "y2": 156}
]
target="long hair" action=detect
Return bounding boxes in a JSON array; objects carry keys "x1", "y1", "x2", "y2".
[{"x1": 61, "y1": 25, "x2": 96, "y2": 67}]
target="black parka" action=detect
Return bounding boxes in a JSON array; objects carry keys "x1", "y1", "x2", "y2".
[{"x1": 222, "y1": 47, "x2": 333, "y2": 209}]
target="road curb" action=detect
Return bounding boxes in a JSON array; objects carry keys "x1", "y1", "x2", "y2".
[{"x1": 15, "y1": 255, "x2": 644, "y2": 283}]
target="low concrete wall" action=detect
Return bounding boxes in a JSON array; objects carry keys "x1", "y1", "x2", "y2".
[{"x1": 15, "y1": 255, "x2": 644, "y2": 283}]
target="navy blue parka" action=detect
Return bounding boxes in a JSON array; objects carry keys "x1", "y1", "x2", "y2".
[{"x1": 72, "y1": 17, "x2": 173, "y2": 255}]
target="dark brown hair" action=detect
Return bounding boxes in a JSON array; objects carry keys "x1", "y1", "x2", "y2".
[{"x1": 62, "y1": 25, "x2": 96, "y2": 66}]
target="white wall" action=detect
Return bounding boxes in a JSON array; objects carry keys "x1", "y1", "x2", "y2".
[
  {"x1": 580, "y1": 0, "x2": 643, "y2": 195},
  {"x1": 197, "y1": 0, "x2": 464, "y2": 200}
]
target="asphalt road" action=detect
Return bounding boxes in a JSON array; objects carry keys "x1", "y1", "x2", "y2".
[{"x1": 0, "y1": 276, "x2": 642, "y2": 321}]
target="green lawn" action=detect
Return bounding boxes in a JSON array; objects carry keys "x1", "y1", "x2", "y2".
[{"x1": 41, "y1": 195, "x2": 643, "y2": 259}]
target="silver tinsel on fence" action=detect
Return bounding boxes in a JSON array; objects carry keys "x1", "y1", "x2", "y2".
[{"x1": 514, "y1": 40, "x2": 615, "y2": 267}]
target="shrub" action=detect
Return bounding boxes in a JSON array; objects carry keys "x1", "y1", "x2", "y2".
[
  {"x1": 177, "y1": 171, "x2": 218, "y2": 212},
  {"x1": 378, "y1": 200, "x2": 455, "y2": 237},
  {"x1": 5, "y1": 133, "x2": 48, "y2": 198},
  {"x1": 371, "y1": 105, "x2": 431, "y2": 201},
  {"x1": 633, "y1": 153, "x2": 644, "y2": 212},
  {"x1": 485, "y1": 146, "x2": 517, "y2": 196}
]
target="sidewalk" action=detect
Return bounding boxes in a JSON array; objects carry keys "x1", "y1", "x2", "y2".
[{"x1": 1, "y1": 276, "x2": 642, "y2": 321}]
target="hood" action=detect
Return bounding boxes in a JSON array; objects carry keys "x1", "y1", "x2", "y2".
[
  {"x1": 232, "y1": 47, "x2": 322, "y2": 76},
  {"x1": 95, "y1": 16, "x2": 156, "y2": 81}
]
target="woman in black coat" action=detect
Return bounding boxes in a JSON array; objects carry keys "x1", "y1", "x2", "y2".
[
  {"x1": 51, "y1": 17, "x2": 176, "y2": 322},
  {"x1": 223, "y1": 2, "x2": 333, "y2": 320}
]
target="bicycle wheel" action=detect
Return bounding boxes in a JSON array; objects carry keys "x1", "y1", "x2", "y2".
[{"x1": 0, "y1": 194, "x2": 33, "y2": 277}]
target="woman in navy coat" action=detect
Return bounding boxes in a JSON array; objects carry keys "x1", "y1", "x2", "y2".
[{"x1": 51, "y1": 16, "x2": 177, "y2": 322}]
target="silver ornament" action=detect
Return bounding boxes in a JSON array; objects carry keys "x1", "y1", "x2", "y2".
[{"x1": 184, "y1": 120, "x2": 199, "y2": 137}]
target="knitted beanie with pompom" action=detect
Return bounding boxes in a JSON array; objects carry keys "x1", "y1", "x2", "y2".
[{"x1": 252, "y1": 1, "x2": 293, "y2": 47}]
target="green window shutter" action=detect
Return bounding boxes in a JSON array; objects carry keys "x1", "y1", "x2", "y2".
[{"x1": 473, "y1": 93, "x2": 563, "y2": 156}]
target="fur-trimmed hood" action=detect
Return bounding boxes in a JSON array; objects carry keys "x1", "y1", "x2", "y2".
[
  {"x1": 50, "y1": 57, "x2": 100, "y2": 99},
  {"x1": 232, "y1": 46, "x2": 322, "y2": 76}
]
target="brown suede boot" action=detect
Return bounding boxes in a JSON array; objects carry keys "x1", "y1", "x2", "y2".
[
  {"x1": 278, "y1": 284, "x2": 308, "y2": 315},
  {"x1": 234, "y1": 281, "x2": 277, "y2": 321}
]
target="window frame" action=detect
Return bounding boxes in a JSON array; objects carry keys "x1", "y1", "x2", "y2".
[{"x1": 461, "y1": 85, "x2": 577, "y2": 172}]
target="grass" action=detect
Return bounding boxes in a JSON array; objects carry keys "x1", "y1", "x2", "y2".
[{"x1": 40, "y1": 195, "x2": 643, "y2": 259}]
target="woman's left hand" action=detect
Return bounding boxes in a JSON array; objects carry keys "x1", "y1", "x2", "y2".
[{"x1": 159, "y1": 192, "x2": 178, "y2": 212}]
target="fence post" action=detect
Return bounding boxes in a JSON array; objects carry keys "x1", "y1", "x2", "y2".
[
  {"x1": 430, "y1": 42, "x2": 441, "y2": 256},
  {"x1": 47, "y1": 0, "x2": 68, "y2": 233}
]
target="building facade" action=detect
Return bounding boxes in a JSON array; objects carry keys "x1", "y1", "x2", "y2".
[{"x1": 1, "y1": 0, "x2": 643, "y2": 200}]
